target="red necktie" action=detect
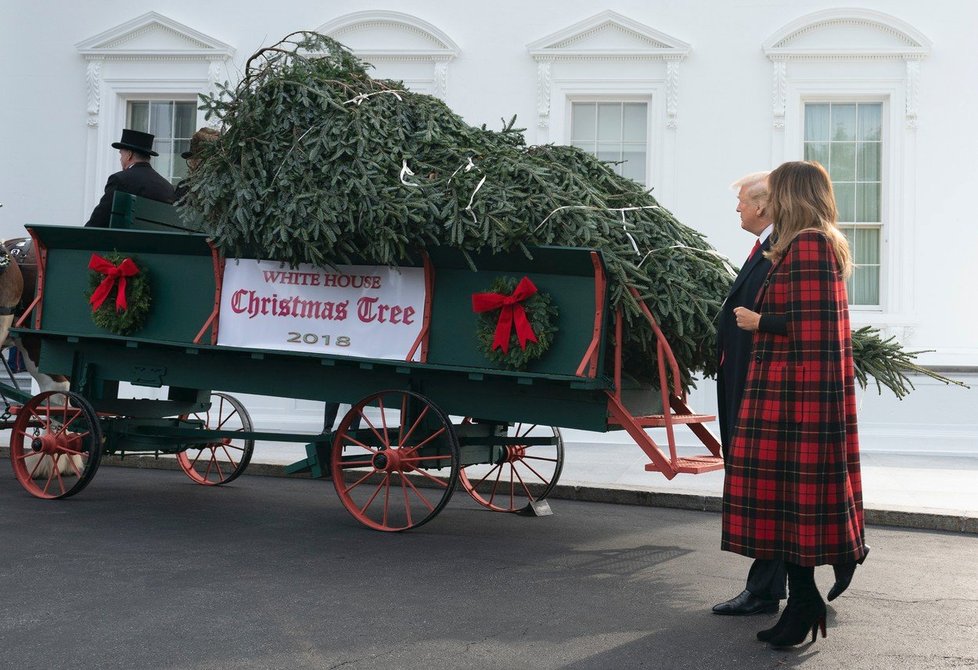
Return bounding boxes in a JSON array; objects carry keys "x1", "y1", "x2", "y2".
[{"x1": 747, "y1": 239, "x2": 761, "y2": 262}]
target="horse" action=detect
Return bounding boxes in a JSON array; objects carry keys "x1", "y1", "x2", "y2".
[{"x1": 0, "y1": 238, "x2": 75, "y2": 478}]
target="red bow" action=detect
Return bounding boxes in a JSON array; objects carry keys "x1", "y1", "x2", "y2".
[
  {"x1": 471, "y1": 276, "x2": 539, "y2": 353},
  {"x1": 89, "y1": 254, "x2": 139, "y2": 312}
]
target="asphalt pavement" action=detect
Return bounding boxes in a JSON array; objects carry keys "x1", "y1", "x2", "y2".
[{"x1": 1, "y1": 467, "x2": 976, "y2": 670}]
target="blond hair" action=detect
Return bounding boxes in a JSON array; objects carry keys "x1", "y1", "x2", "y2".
[
  {"x1": 731, "y1": 171, "x2": 770, "y2": 209},
  {"x1": 766, "y1": 161, "x2": 852, "y2": 277}
]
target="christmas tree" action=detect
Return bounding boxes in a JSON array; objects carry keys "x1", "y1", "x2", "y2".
[{"x1": 182, "y1": 32, "x2": 961, "y2": 397}]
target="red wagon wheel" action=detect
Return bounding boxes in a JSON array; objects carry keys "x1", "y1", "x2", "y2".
[
  {"x1": 458, "y1": 421, "x2": 564, "y2": 512},
  {"x1": 177, "y1": 392, "x2": 254, "y2": 486},
  {"x1": 331, "y1": 390, "x2": 459, "y2": 532},
  {"x1": 9, "y1": 391, "x2": 103, "y2": 499}
]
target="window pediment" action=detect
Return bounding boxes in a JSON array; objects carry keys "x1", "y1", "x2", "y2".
[
  {"x1": 75, "y1": 11, "x2": 234, "y2": 59},
  {"x1": 317, "y1": 11, "x2": 459, "y2": 98},
  {"x1": 528, "y1": 10, "x2": 689, "y2": 60},
  {"x1": 75, "y1": 13, "x2": 234, "y2": 131},
  {"x1": 318, "y1": 11, "x2": 460, "y2": 61},
  {"x1": 764, "y1": 8, "x2": 930, "y2": 60},
  {"x1": 528, "y1": 11, "x2": 689, "y2": 132}
]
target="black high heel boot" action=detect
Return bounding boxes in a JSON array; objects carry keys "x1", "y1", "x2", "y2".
[
  {"x1": 768, "y1": 563, "x2": 827, "y2": 648},
  {"x1": 756, "y1": 600, "x2": 793, "y2": 642},
  {"x1": 827, "y1": 545, "x2": 870, "y2": 601}
]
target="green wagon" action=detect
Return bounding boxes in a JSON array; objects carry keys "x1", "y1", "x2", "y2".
[{"x1": 4, "y1": 195, "x2": 723, "y2": 531}]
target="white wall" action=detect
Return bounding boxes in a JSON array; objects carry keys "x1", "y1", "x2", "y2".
[{"x1": 1, "y1": 0, "x2": 975, "y2": 452}]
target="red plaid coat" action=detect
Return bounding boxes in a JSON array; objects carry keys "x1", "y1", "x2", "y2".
[{"x1": 722, "y1": 230, "x2": 865, "y2": 567}]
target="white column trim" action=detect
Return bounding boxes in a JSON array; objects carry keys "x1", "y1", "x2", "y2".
[
  {"x1": 85, "y1": 57, "x2": 104, "y2": 127},
  {"x1": 536, "y1": 60, "x2": 552, "y2": 129}
]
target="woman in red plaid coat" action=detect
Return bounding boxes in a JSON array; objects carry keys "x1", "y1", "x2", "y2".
[{"x1": 723, "y1": 161, "x2": 867, "y2": 648}]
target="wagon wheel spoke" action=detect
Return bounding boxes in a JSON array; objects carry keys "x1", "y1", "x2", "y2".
[
  {"x1": 459, "y1": 421, "x2": 564, "y2": 513},
  {"x1": 331, "y1": 390, "x2": 459, "y2": 532},
  {"x1": 177, "y1": 392, "x2": 254, "y2": 486},
  {"x1": 9, "y1": 391, "x2": 102, "y2": 500}
]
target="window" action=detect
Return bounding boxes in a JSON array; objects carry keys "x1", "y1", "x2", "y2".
[
  {"x1": 571, "y1": 102, "x2": 648, "y2": 186},
  {"x1": 127, "y1": 100, "x2": 197, "y2": 185},
  {"x1": 803, "y1": 102, "x2": 882, "y2": 306}
]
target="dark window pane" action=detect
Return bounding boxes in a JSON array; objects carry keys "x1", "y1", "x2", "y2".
[
  {"x1": 597, "y1": 103, "x2": 622, "y2": 142},
  {"x1": 174, "y1": 101, "x2": 197, "y2": 138},
  {"x1": 128, "y1": 102, "x2": 149, "y2": 132},
  {"x1": 835, "y1": 182, "x2": 855, "y2": 222},
  {"x1": 150, "y1": 101, "x2": 174, "y2": 141},
  {"x1": 857, "y1": 141, "x2": 881, "y2": 181},
  {"x1": 571, "y1": 103, "x2": 596, "y2": 142},
  {"x1": 856, "y1": 183, "x2": 881, "y2": 223},
  {"x1": 805, "y1": 104, "x2": 830, "y2": 141},
  {"x1": 805, "y1": 142, "x2": 829, "y2": 168},
  {"x1": 829, "y1": 142, "x2": 856, "y2": 181},
  {"x1": 623, "y1": 103, "x2": 647, "y2": 143},
  {"x1": 831, "y1": 104, "x2": 857, "y2": 141},
  {"x1": 858, "y1": 103, "x2": 882, "y2": 141}
]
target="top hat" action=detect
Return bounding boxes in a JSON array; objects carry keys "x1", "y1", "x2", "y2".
[
  {"x1": 181, "y1": 127, "x2": 221, "y2": 159},
  {"x1": 111, "y1": 129, "x2": 158, "y2": 157}
]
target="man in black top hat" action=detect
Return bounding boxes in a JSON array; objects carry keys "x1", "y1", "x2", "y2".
[{"x1": 84, "y1": 129, "x2": 176, "y2": 228}]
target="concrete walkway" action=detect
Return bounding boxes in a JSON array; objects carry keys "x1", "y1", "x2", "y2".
[{"x1": 242, "y1": 431, "x2": 978, "y2": 534}]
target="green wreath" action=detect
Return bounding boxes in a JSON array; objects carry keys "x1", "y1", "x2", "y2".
[
  {"x1": 475, "y1": 276, "x2": 558, "y2": 370},
  {"x1": 86, "y1": 252, "x2": 151, "y2": 335}
]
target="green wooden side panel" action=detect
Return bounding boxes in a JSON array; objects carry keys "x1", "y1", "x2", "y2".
[
  {"x1": 28, "y1": 225, "x2": 215, "y2": 344},
  {"x1": 425, "y1": 246, "x2": 608, "y2": 379},
  {"x1": 108, "y1": 192, "x2": 191, "y2": 232},
  {"x1": 22, "y1": 218, "x2": 615, "y2": 431},
  {"x1": 37, "y1": 336, "x2": 611, "y2": 431}
]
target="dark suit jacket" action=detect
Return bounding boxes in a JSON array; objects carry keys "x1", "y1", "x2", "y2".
[
  {"x1": 716, "y1": 236, "x2": 771, "y2": 455},
  {"x1": 85, "y1": 162, "x2": 176, "y2": 228}
]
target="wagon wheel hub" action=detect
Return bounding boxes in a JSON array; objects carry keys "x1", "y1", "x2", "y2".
[
  {"x1": 372, "y1": 450, "x2": 394, "y2": 472},
  {"x1": 504, "y1": 445, "x2": 527, "y2": 462},
  {"x1": 372, "y1": 447, "x2": 412, "y2": 473},
  {"x1": 31, "y1": 432, "x2": 81, "y2": 456}
]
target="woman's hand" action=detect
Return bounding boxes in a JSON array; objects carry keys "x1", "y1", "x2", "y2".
[{"x1": 733, "y1": 307, "x2": 761, "y2": 332}]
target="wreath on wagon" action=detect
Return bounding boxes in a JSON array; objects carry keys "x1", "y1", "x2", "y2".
[
  {"x1": 472, "y1": 275, "x2": 558, "y2": 370},
  {"x1": 86, "y1": 252, "x2": 151, "y2": 335}
]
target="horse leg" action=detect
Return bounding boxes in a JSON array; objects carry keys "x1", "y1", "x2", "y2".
[
  {"x1": 15, "y1": 336, "x2": 70, "y2": 394},
  {"x1": 14, "y1": 336, "x2": 79, "y2": 478}
]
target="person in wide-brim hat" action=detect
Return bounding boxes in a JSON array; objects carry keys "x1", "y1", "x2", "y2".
[
  {"x1": 174, "y1": 127, "x2": 222, "y2": 202},
  {"x1": 111, "y1": 128, "x2": 159, "y2": 157},
  {"x1": 181, "y1": 127, "x2": 221, "y2": 160}
]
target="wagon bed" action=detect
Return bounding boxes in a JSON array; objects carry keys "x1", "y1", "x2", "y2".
[{"x1": 4, "y1": 194, "x2": 722, "y2": 530}]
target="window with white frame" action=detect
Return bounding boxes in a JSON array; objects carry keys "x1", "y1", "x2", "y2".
[
  {"x1": 127, "y1": 100, "x2": 197, "y2": 185},
  {"x1": 803, "y1": 101, "x2": 883, "y2": 307},
  {"x1": 570, "y1": 101, "x2": 649, "y2": 187},
  {"x1": 76, "y1": 12, "x2": 235, "y2": 205},
  {"x1": 764, "y1": 9, "x2": 931, "y2": 319}
]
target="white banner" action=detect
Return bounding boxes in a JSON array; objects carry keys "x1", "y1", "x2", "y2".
[{"x1": 218, "y1": 259, "x2": 426, "y2": 361}]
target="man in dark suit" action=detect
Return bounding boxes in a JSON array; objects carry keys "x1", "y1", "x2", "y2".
[
  {"x1": 712, "y1": 171, "x2": 787, "y2": 616},
  {"x1": 85, "y1": 129, "x2": 176, "y2": 228}
]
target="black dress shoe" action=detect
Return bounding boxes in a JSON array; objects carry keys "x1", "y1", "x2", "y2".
[
  {"x1": 827, "y1": 545, "x2": 870, "y2": 602},
  {"x1": 712, "y1": 589, "x2": 779, "y2": 615}
]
